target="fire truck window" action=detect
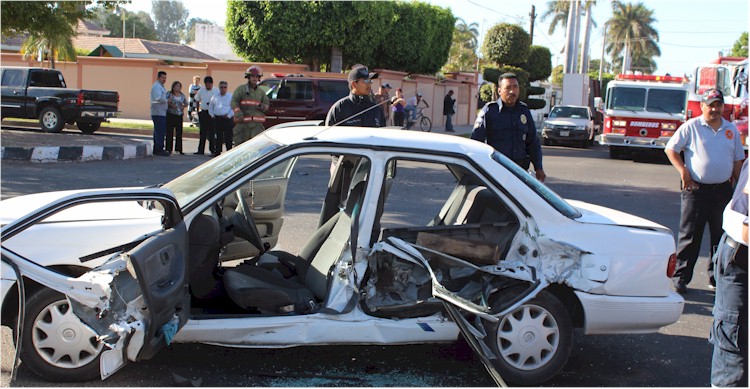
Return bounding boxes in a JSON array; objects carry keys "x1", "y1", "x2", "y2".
[
  {"x1": 646, "y1": 89, "x2": 688, "y2": 114},
  {"x1": 610, "y1": 87, "x2": 645, "y2": 111}
]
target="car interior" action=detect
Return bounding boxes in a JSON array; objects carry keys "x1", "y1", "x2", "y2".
[{"x1": 184, "y1": 154, "x2": 520, "y2": 319}]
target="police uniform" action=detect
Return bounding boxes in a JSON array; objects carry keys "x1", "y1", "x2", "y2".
[
  {"x1": 470, "y1": 100, "x2": 543, "y2": 171},
  {"x1": 325, "y1": 93, "x2": 384, "y2": 127},
  {"x1": 231, "y1": 83, "x2": 269, "y2": 145}
]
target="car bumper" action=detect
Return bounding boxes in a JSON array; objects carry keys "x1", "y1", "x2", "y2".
[
  {"x1": 575, "y1": 290, "x2": 684, "y2": 334},
  {"x1": 598, "y1": 134, "x2": 670, "y2": 149},
  {"x1": 542, "y1": 128, "x2": 590, "y2": 142},
  {"x1": 80, "y1": 111, "x2": 120, "y2": 119}
]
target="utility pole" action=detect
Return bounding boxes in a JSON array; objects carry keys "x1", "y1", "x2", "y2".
[{"x1": 529, "y1": 5, "x2": 536, "y2": 45}]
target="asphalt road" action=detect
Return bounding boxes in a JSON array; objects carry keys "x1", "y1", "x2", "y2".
[{"x1": 0, "y1": 133, "x2": 717, "y2": 387}]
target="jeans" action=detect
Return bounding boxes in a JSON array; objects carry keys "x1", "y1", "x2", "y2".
[
  {"x1": 710, "y1": 233, "x2": 748, "y2": 387},
  {"x1": 445, "y1": 114, "x2": 453, "y2": 131},
  {"x1": 197, "y1": 110, "x2": 215, "y2": 154},
  {"x1": 405, "y1": 105, "x2": 416, "y2": 122},
  {"x1": 151, "y1": 115, "x2": 166, "y2": 152},
  {"x1": 673, "y1": 182, "x2": 732, "y2": 286}
]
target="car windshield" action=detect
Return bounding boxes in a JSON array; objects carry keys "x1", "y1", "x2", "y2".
[
  {"x1": 549, "y1": 107, "x2": 589, "y2": 119},
  {"x1": 163, "y1": 135, "x2": 284, "y2": 208},
  {"x1": 490, "y1": 151, "x2": 581, "y2": 219},
  {"x1": 645, "y1": 89, "x2": 687, "y2": 114}
]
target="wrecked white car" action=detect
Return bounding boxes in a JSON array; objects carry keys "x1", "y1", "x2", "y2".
[{"x1": 0, "y1": 126, "x2": 684, "y2": 386}]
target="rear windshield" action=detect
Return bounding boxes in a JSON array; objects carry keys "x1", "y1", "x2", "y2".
[
  {"x1": 29, "y1": 70, "x2": 65, "y2": 88},
  {"x1": 318, "y1": 80, "x2": 350, "y2": 103}
]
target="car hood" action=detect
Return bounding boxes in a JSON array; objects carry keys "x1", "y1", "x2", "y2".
[
  {"x1": 566, "y1": 199, "x2": 670, "y2": 233},
  {"x1": 0, "y1": 187, "x2": 156, "y2": 225},
  {"x1": 545, "y1": 118, "x2": 590, "y2": 127}
]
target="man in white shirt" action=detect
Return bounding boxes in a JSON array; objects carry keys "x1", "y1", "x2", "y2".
[
  {"x1": 193, "y1": 76, "x2": 219, "y2": 155},
  {"x1": 209, "y1": 81, "x2": 234, "y2": 156},
  {"x1": 149, "y1": 71, "x2": 169, "y2": 156}
]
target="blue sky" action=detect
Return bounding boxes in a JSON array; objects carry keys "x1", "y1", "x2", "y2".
[{"x1": 125, "y1": 0, "x2": 749, "y2": 77}]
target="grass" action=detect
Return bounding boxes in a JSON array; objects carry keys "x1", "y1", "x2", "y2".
[{"x1": 4, "y1": 117, "x2": 199, "y2": 134}]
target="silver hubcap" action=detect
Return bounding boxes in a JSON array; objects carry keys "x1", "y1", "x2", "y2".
[
  {"x1": 496, "y1": 304, "x2": 559, "y2": 371},
  {"x1": 31, "y1": 299, "x2": 103, "y2": 369},
  {"x1": 42, "y1": 111, "x2": 58, "y2": 128}
]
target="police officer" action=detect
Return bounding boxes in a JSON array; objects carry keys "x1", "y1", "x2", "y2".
[
  {"x1": 231, "y1": 65, "x2": 270, "y2": 145},
  {"x1": 471, "y1": 73, "x2": 546, "y2": 182},
  {"x1": 325, "y1": 66, "x2": 385, "y2": 127}
]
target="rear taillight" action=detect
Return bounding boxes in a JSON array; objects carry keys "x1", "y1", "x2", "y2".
[
  {"x1": 666, "y1": 253, "x2": 677, "y2": 278},
  {"x1": 76, "y1": 91, "x2": 84, "y2": 106}
]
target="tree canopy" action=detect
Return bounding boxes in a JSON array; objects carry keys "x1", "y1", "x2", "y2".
[
  {"x1": 481, "y1": 23, "x2": 530, "y2": 67},
  {"x1": 442, "y1": 18, "x2": 480, "y2": 73},
  {"x1": 152, "y1": 0, "x2": 188, "y2": 43},
  {"x1": 730, "y1": 32, "x2": 748, "y2": 58},
  {"x1": 225, "y1": 1, "x2": 454, "y2": 74},
  {"x1": 605, "y1": 1, "x2": 660, "y2": 73}
]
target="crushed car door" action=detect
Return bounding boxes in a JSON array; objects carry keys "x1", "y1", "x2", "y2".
[
  {"x1": 368, "y1": 236, "x2": 546, "y2": 387},
  {"x1": 0, "y1": 188, "x2": 190, "y2": 380}
]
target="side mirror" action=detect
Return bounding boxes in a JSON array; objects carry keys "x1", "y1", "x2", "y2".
[
  {"x1": 594, "y1": 97, "x2": 603, "y2": 109},
  {"x1": 543, "y1": 113, "x2": 549, "y2": 118}
]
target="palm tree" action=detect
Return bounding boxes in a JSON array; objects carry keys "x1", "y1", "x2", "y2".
[
  {"x1": 20, "y1": 24, "x2": 77, "y2": 69},
  {"x1": 541, "y1": 0, "x2": 570, "y2": 35},
  {"x1": 455, "y1": 18, "x2": 480, "y2": 51},
  {"x1": 605, "y1": 1, "x2": 660, "y2": 73}
]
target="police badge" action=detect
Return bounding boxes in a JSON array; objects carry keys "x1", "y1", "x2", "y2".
[{"x1": 520, "y1": 115, "x2": 527, "y2": 124}]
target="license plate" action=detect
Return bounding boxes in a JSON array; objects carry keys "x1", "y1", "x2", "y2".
[{"x1": 559, "y1": 130, "x2": 570, "y2": 136}]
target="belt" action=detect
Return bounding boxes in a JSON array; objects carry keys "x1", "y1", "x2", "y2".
[
  {"x1": 239, "y1": 116, "x2": 266, "y2": 123},
  {"x1": 696, "y1": 180, "x2": 730, "y2": 189},
  {"x1": 725, "y1": 234, "x2": 747, "y2": 249}
]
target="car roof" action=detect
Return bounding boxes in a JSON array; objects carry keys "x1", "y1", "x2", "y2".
[{"x1": 263, "y1": 126, "x2": 492, "y2": 156}]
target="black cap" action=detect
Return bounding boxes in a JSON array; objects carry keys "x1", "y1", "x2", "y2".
[
  {"x1": 702, "y1": 89, "x2": 724, "y2": 105},
  {"x1": 348, "y1": 67, "x2": 378, "y2": 83}
]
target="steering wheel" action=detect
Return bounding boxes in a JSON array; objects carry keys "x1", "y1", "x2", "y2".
[{"x1": 232, "y1": 189, "x2": 266, "y2": 255}]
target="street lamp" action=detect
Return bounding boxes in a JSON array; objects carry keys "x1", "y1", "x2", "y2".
[{"x1": 114, "y1": 6, "x2": 126, "y2": 58}]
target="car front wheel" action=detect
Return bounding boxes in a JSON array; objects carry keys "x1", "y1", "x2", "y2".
[
  {"x1": 484, "y1": 290, "x2": 573, "y2": 386},
  {"x1": 19, "y1": 288, "x2": 103, "y2": 382}
]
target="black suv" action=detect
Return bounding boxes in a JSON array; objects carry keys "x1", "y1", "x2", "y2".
[{"x1": 259, "y1": 75, "x2": 349, "y2": 127}]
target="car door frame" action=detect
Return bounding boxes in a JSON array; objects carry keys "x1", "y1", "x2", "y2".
[{"x1": 1, "y1": 188, "x2": 189, "y2": 379}]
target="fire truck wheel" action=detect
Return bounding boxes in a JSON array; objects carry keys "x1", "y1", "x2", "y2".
[{"x1": 609, "y1": 146, "x2": 626, "y2": 159}]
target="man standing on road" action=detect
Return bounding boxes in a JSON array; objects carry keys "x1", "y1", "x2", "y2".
[
  {"x1": 149, "y1": 71, "x2": 169, "y2": 156},
  {"x1": 664, "y1": 88, "x2": 744, "y2": 294},
  {"x1": 443, "y1": 90, "x2": 455, "y2": 132},
  {"x1": 231, "y1": 66, "x2": 270, "y2": 146},
  {"x1": 194, "y1": 76, "x2": 219, "y2": 155},
  {"x1": 325, "y1": 66, "x2": 384, "y2": 127},
  {"x1": 471, "y1": 73, "x2": 545, "y2": 182},
  {"x1": 709, "y1": 158, "x2": 748, "y2": 387},
  {"x1": 209, "y1": 81, "x2": 234, "y2": 156}
]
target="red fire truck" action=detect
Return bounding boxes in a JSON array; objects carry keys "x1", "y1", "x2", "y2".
[
  {"x1": 687, "y1": 56, "x2": 748, "y2": 151},
  {"x1": 599, "y1": 73, "x2": 690, "y2": 159}
]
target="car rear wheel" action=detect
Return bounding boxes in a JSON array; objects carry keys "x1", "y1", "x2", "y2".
[
  {"x1": 77, "y1": 121, "x2": 101, "y2": 134},
  {"x1": 484, "y1": 290, "x2": 573, "y2": 386},
  {"x1": 18, "y1": 288, "x2": 103, "y2": 382},
  {"x1": 39, "y1": 107, "x2": 65, "y2": 133}
]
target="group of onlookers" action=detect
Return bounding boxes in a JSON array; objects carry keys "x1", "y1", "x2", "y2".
[{"x1": 149, "y1": 66, "x2": 270, "y2": 157}]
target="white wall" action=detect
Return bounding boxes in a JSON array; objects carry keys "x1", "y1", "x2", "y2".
[{"x1": 191, "y1": 23, "x2": 242, "y2": 61}]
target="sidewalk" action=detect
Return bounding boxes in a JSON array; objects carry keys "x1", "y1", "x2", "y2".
[{"x1": 1, "y1": 119, "x2": 475, "y2": 162}]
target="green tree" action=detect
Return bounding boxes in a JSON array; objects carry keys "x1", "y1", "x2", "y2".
[
  {"x1": 442, "y1": 18, "x2": 480, "y2": 73},
  {"x1": 605, "y1": 1, "x2": 660, "y2": 73},
  {"x1": 185, "y1": 17, "x2": 214, "y2": 44},
  {"x1": 226, "y1": 1, "x2": 453, "y2": 75},
  {"x1": 152, "y1": 0, "x2": 188, "y2": 43},
  {"x1": 730, "y1": 32, "x2": 748, "y2": 57},
  {"x1": 551, "y1": 64, "x2": 564, "y2": 85},
  {"x1": 1, "y1": 1, "x2": 97, "y2": 68},
  {"x1": 541, "y1": 0, "x2": 570, "y2": 35},
  {"x1": 101, "y1": 10, "x2": 157, "y2": 40},
  {"x1": 481, "y1": 23, "x2": 530, "y2": 66},
  {"x1": 526, "y1": 45, "x2": 552, "y2": 82}
]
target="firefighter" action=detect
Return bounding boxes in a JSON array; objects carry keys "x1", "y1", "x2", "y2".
[{"x1": 231, "y1": 65, "x2": 270, "y2": 145}]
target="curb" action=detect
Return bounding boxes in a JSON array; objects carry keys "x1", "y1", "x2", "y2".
[{"x1": 1, "y1": 143, "x2": 152, "y2": 162}]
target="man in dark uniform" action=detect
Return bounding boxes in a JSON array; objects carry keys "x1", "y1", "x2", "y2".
[
  {"x1": 325, "y1": 66, "x2": 385, "y2": 127},
  {"x1": 471, "y1": 73, "x2": 546, "y2": 182}
]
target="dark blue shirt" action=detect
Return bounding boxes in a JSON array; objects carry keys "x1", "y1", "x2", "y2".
[{"x1": 471, "y1": 100, "x2": 543, "y2": 171}]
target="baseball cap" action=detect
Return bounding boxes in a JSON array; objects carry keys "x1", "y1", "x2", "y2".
[
  {"x1": 383, "y1": 83, "x2": 392, "y2": 89},
  {"x1": 702, "y1": 89, "x2": 724, "y2": 105},
  {"x1": 348, "y1": 67, "x2": 379, "y2": 83},
  {"x1": 417, "y1": 93, "x2": 422, "y2": 97}
]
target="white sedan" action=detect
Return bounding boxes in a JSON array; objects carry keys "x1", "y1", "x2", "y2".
[{"x1": 0, "y1": 125, "x2": 683, "y2": 386}]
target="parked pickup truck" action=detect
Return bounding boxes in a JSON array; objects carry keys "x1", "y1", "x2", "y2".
[{"x1": 1, "y1": 66, "x2": 119, "y2": 134}]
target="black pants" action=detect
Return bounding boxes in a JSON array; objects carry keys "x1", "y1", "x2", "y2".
[
  {"x1": 197, "y1": 110, "x2": 215, "y2": 154},
  {"x1": 214, "y1": 116, "x2": 234, "y2": 153},
  {"x1": 393, "y1": 111, "x2": 404, "y2": 126},
  {"x1": 673, "y1": 181, "x2": 733, "y2": 286},
  {"x1": 166, "y1": 113, "x2": 183, "y2": 153}
]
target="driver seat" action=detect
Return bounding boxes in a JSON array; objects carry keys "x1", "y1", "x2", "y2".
[{"x1": 222, "y1": 181, "x2": 366, "y2": 314}]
